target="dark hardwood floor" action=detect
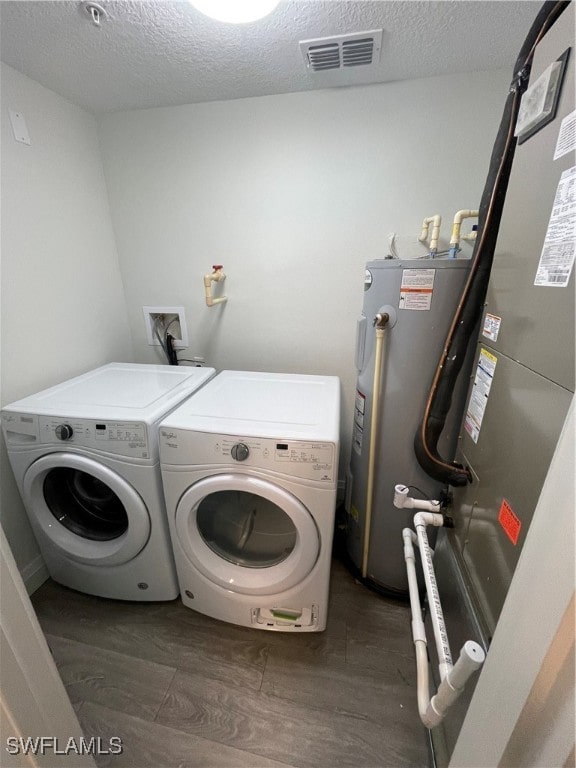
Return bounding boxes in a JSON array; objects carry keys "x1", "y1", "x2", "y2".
[{"x1": 31, "y1": 557, "x2": 429, "y2": 768}]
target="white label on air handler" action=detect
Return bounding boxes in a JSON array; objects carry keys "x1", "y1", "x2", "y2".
[
  {"x1": 399, "y1": 269, "x2": 435, "y2": 310},
  {"x1": 464, "y1": 349, "x2": 497, "y2": 444},
  {"x1": 482, "y1": 312, "x2": 502, "y2": 342},
  {"x1": 534, "y1": 165, "x2": 576, "y2": 287},
  {"x1": 553, "y1": 109, "x2": 576, "y2": 161}
]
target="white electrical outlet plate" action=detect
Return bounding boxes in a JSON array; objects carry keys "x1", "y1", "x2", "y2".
[
  {"x1": 9, "y1": 110, "x2": 31, "y2": 145},
  {"x1": 143, "y1": 306, "x2": 189, "y2": 348}
]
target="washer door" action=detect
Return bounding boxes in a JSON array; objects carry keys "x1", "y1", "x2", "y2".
[
  {"x1": 23, "y1": 453, "x2": 151, "y2": 566},
  {"x1": 175, "y1": 473, "x2": 320, "y2": 596}
]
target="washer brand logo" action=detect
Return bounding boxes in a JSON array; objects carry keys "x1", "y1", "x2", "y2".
[
  {"x1": 5, "y1": 736, "x2": 123, "y2": 756},
  {"x1": 161, "y1": 430, "x2": 177, "y2": 440}
]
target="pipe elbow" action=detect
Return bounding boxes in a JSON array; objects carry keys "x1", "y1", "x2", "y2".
[
  {"x1": 204, "y1": 268, "x2": 225, "y2": 285},
  {"x1": 394, "y1": 484, "x2": 411, "y2": 508},
  {"x1": 450, "y1": 210, "x2": 479, "y2": 246},
  {"x1": 413, "y1": 510, "x2": 443, "y2": 528},
  {"x1": 418, "y1": 214, "x2": 442, "y2": 246},
  {"x1": 422, "y1": 701, "x2": 443, "y2": 730}
]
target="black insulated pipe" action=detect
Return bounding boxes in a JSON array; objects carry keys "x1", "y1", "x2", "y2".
[{"x1": 414, "y1": 1, "x2": 570, "y2": 488}]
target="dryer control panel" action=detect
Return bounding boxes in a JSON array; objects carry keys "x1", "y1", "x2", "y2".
[
  {"x1": 160, "y1": 429, "x2": 337, "y2": 483},
  {"x1": 2, "y1": 412, "x2": 150, "y2": 459}
]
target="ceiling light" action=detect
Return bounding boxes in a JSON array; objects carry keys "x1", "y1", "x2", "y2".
[{"x1": 189, "y1": 0, "x2": 279, "y2": 23}]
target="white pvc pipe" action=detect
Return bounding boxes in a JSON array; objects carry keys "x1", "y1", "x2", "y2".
[
  {"x1": 418, "y1": 214, "x2": 442, "y2": 253},
  {"x1": 414, "y1": 511, "x2": 452, "y2": 679},
  {"x1": 425, "y1": 641, "x2": 485, "y2": 727},
  {"x1": 394, "y1": 484, "x2": 441, "y2": 513},
  {"x1": 361, "y1": 314, "x2": 389, "y2": 579},
  {"x1": 204, "y1": 266, "x2": 227, "y2": 307},
  {"x1": 402, "y1": 520, "x2": 485, "y2": 730},
  {"x1": 449, "y1": 209, "x2": 479, "y2": 247},
  {"x1": 395, "y1": 487, "x2": 456, "y2": 677},
  {"x1": 403, "y1": 528, "x2": 431, "y2": 718}
]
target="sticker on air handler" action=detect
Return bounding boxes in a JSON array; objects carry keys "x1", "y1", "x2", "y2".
[
  {"x1": 464, "y1": 348, "x2": 497, "y2": 444},
  {"x1": 482, "y1": 312, "x2": 502, "y2": 342},
  {"x1": 534, "y1": 165, "x2": 576, "y2": 287},
  {"x1": 399, "y1": 269, "x2": 435, "y2": 310},
  {"x1": 498, "y1": 498, "x2": 521, "y2": 545}
]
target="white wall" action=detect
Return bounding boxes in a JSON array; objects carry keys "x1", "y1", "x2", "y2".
[
  {"x1": 98, "y1": 68, "x2": 510, "y2": 474},
  {"x1": 0, "y1": 64, "x2": 510, "y2": 585},
  {"x1": 0, "y1": 63, "x2": 133, "y2": 587}
]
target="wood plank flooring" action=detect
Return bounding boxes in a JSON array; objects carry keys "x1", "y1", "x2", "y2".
[{"x1": 31, "y1": 558, "x2": 429, "y2": 768}]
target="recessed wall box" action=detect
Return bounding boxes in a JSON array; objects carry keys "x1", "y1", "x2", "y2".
[{"x1": 143, "y1": 306, "x2": 188, "y2": 348}]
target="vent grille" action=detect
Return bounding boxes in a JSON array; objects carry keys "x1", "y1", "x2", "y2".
[
  {"x1": 307, "y1": 43, "x2": 340, "y2": 72},
  {"x1": 300, "y1": 30, "x2": 382, "y2": 73},
  {"x1": 343, "y1": 38, "x2": 375, "y2": 67}
]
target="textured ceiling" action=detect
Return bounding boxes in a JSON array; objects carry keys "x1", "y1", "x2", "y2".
[{"x1": 0, "y1": 0, "x2": 541, "y2": 114}]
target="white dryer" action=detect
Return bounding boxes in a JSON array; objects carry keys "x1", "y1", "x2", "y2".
[
  {"x1": 2, "y1": 363, "x2": 215, "y2": 600},
  {"x1": 159, "y1": 370, "x2": 340, "y2": 632}
]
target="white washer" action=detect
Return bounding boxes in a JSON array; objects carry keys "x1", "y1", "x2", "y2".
[
  {"x1": 2, "y1": 363, "x2": 215, "y2": 601},
  {"x1": 159, "y1": 370, "x2": 340, "y2": 632}
]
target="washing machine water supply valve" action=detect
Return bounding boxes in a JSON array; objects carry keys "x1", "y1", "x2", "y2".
[
  {"x1": 394, "y1": 484, "x2": 485, "y2": 728},
  {"x1": 204, "y1": 265, "x2": 227, "y2": 307}
]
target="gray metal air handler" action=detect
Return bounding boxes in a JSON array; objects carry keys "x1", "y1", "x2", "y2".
[{"x1": 423, "y1": 4, "x2": 575, "y2": 764}]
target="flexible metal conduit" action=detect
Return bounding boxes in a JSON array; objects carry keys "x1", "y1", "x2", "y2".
[
  {"x1": 361, "y1": 312, "x2": 389, "y2": 579},
  {"x1": 414, "y1": 1, "x2": 570, "y2": 487}
]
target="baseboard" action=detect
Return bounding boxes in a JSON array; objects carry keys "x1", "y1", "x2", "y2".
[{"x1": 20, "y1": 555, "x2": 49, "y2": 595}]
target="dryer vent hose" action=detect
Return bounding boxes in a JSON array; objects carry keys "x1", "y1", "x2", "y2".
[{"x1": 414, "y1": 0, "x2": 570, "y2": 487}]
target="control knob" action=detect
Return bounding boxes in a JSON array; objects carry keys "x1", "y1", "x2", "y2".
[
  {"x1": 55, "y1": 424, "x2": 74, "y2": 441},
  {"x1": 231, "y1": 442, "x2": 249, "y2": 462}
]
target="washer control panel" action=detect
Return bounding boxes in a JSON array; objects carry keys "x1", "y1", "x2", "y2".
[
  {"x1": 160, "y1": 430, "x2": 336, "y2": 483},
  {"x1": 1, "y1": 412, "x2": 150, "y2": 459},
  {"x1": 45, "y1": 417, "x2": 149, "y2": 458}
]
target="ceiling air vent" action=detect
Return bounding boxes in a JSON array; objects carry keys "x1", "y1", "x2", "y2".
[{"x1": 300, "y1": 30, "x2": 383, "y2": 73}]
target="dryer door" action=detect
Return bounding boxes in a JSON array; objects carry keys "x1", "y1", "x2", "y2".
[
  {"x1": 23, "y1": 453, "x2": 150, "y2": 566},
  {"x1": 175, "y1": 473, "x2": 320, "y2": 596}
]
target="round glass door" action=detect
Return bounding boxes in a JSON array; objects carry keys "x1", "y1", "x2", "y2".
[
  {"x1": 196, "y1": 490, "x2": 297, "y2": 568},
  {"x1": 176, "y1": 473, "x2": 320, "y2": 596},
  {"x1": 43, "y1": 467, "x2": 128, "y2": 541},
  {"x1": 23, "y1": 452, "x2": 151, "y2": 566}
]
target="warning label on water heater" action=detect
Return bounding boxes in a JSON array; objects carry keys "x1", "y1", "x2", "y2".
[
  {"x1": 399, "y1": 269, "x2": 435, "y2": 310},
  {"x1": 464, "y1": 348, "x2": 497, "y2": 444}
]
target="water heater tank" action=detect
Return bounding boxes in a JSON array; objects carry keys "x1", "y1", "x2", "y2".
[{"x1": 345, "y1": 258, "x2": 472, "y2": 594}]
